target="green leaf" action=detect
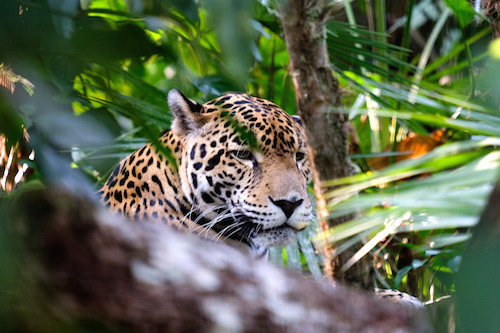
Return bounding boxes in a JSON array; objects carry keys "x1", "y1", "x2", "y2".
[
  {"x1": 268, "y1": 246, "x2": 284, "y2": 265},
  {"x1": 193, "y1": 75, "x2": 241, "y2": 98},
  {"x1": 443, "y1": 0, "x2": 476, "y2": 28},
  {"x1": 297, "y1": 226, "x2": 323, "y2": 280},
  {"x1": 72, "y1": 23, "x2": 162, "y2": 62},
  {"x1": 47, "y1": 0, "x2": 80, "y2": 38},
  {"x1": 203, "y1": 0, "x2": 255, "y2": 82},
  {"x1": 394, "y1": 259, "x2": 427, "y2": 288},
  {"x1": 394, "y1": 265, "x2": 413, "y2": 288},
  {"x1": 0, "y1": 92, "x2": 24, "y2": 143},
  {"x1": 411, "y1": 259, "x2": 427, "y2": 269},
  {"x1": 284, "y1": 241, "x2": 302, "y2": 271}
]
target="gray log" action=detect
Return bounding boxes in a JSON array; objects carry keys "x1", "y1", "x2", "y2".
[{"x1": 2, "y1": 188, "x2": 431, "y2": 332}]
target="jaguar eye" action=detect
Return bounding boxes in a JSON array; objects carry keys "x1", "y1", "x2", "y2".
[
  {"x1": 296, "y1": 152, "x2": 306, "y2": 162},
  {"x1": 232, "y1": 150, "x2": 254, "y2": 161}
]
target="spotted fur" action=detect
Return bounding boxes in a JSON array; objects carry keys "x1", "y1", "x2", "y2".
[
  {"x1": 375, "y1": 288, "x2": 424, "y2": 308},
  {"x1": 98, "y1": 90, "x2": 312, "y2": 257}
]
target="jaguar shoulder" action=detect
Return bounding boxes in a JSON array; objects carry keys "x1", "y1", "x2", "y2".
[{"x1": 98, "y1": 90, "x2": 313, "y2": 257}]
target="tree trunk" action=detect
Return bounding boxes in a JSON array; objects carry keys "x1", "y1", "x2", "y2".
[
  {"x1": 279, "y1": 0, "x2": 373, "y2": 289},
  {"x1": 0, "y1": 188, "x2": 430, "y2": 332}
]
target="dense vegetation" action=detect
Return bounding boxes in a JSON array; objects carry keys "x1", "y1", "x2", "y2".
[{"x1": 2, "y1": 0, "x2": 500, "y2": 330}]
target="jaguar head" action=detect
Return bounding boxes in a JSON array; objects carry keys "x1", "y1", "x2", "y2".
[{"x1": 168, "y1": 89, "x2": 312, "y2": 253}]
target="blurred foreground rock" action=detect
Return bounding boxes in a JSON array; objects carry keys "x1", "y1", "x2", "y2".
[{"x1": 1, "y1": 188, "x2": 431, "y2": 332}]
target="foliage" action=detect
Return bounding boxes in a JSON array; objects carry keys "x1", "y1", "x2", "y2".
[
  {"x1": 1, "y1": 1, "x2": 500, "y2": 331},
  {"x1": 319, "y1": 0, "x2": 500, "y2": 314},
  {"x1": 1, "y1": 0, "x2": 312, "y2": 268}
]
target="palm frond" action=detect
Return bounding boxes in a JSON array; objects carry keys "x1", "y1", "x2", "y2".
[{"x1": 0, "y1": 64, "x2": 34, "y2": 95}]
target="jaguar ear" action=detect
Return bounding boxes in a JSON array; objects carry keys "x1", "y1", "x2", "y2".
[
  {"x1": 168, "y1": 89, "x2": 206, "y2": 136},
  {"x1": 292, "y1": 115, "x2": 303, "y2": 127}
]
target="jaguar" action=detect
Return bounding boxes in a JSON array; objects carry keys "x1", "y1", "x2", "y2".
[{"x1": 98, "y1": 90, "x2": 313, "y2": 258}]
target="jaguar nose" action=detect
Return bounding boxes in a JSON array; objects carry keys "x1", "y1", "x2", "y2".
[{"x1": 270, "y1": 197, "x2": 304, "y2": 218}]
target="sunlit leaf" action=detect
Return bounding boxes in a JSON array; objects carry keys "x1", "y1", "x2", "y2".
[
  {"x1": 394, "y1": 265, "x2": 413, "y2": 288},
  {"x1": 443, "y1": 0, "x2": 477, "y2": 28}
]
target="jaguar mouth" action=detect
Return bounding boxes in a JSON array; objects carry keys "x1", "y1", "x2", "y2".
[
  {"x1": 203, "y1": 210, "x2": 308, "y2": 247},
  {"x1": 255, "y1": 223, "x2": 301, "y2": 234}
]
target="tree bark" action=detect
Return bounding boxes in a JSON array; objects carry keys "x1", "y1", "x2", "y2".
[
  {"x1": 0, "y1": 188, "x2": 430, "y2": 332},
  {"x1": 279, "y1": 0, "x2": 373, "y2": 289}
]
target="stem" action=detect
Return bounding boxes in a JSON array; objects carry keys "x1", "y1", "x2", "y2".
[
  {"x1": 462, "y1": 29, "x2": 475, "y2": 98},
  {"x1": 374, "y1": 0, "x2": 387, "y2": 73},
  {"x1": 399, "y1": 0, "x2": 415, "y2": 74},
  {"x1": 409, "y1": 7, "x2": 451, "y2": 103}
]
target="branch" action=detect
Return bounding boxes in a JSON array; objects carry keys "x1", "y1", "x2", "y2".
[{"x1": 2, "y1": 188, "x2": 431, "y2": 332}]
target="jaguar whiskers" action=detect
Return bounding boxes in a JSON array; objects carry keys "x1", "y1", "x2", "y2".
[{"x1": 189, "y1": 206, "x2": 232, "y2": 237}]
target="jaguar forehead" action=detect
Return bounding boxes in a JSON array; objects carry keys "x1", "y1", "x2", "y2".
[{"x1": 203, "y1": 94, "x2": 302, "y2": 154}]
